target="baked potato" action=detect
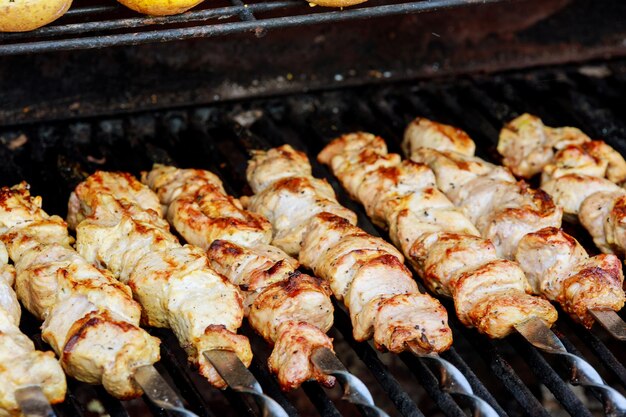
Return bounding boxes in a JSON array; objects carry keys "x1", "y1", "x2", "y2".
[
  {"x1": 117, "y1": 0, "x2": 205, "y2": 16},
  {"x1": 0, "y1": 0, "x2": 72, "y2": 32}
]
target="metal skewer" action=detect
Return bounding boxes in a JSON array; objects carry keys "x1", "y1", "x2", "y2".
[
  {"x1": 515, "y1": 317, "x2": 626, "y2": 416},
  {"x1": 204, "y1": 350, "x2": 289, "y2": 417},
  {"x1": 406, "y1": 342, "x2": 499, "y2": 417},
  {"x1": 312, "y1": 347, "x2": 390, "y2": 417},
  {"x1": 133, "y1": 365, "x2": 200, "y2": 416},
  {"x1": 589, "y1": 309, "x2": 626, "y2": 341},
  {"x1": 15, "y1": 386, "x2": 57, "y2": 417}
]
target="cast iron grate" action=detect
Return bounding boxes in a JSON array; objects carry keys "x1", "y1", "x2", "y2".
[
  {"x1": 1, "y1": 59, "x2": 625, "y2": 417},
  {"x1": 0, "y1": 0, "x2": 506, "y2": 55}
]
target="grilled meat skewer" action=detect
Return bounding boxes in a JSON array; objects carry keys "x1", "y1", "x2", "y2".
[
  {"x1": 496, "y1": 113, "x2": 626, "y2": 183},
  {"x1": 141, "y1": 165, "x2": 339, "y2": 391},
  {"x1": 399, "y1": 118, "x2": 625, "y2": 330},
  {"x1": 0, "y1": 183, "x2": 161, "y2": 400},
  {"x1": 322, "y1": 131, "x2": 626, "y2": 412},
  {"x1": 67, "y1": 172, "x2": 252, "y2": 389},
  {"x1": 245, "y1": 145, "x2": 453, "y2": 350},
  {"x1": 244, "y1": 145, "x2": 504, "y2": 417},
  {"x1": 0, "y1": 241, "x2": 66, "y2": 417},
  {"x1": 497, "y1": 114, "x2": 626, "y2": 258},
  {"x1": 319, "y1": 136, "x2": 557, "y2": 337}
]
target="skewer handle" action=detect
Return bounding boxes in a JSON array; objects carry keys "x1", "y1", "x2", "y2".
[
  {"x1": 515, "y1": 317, "x2": 626, "y2": 416},
  {"x1": 590, "y1": 309, "x2": 626, "y2": 341},
  {"x1": 203, "y1": 350, "x2": 289, "y2": 417},
  {"x1": 14, "y1": 386, "x2": 56, "y2": 417},
  {"x1": 311, "y1": 347, "x2": 390, "y2": 417},
  {"x1": 408, "y1": 346, "x2": 499, "y2": 417},
  {"x1": 133, "y1": 364, "x2": 200, "y2": 416}
]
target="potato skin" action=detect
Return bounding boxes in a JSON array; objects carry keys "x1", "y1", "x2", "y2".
[
  {"x1": 0, "y1": 0, "x2": 72, "y2": 32},
  {"x1": 117, "y1": 0, "x2": 205, "y2": 16},
  {"x1": 308, "y1": 0, "x2": 367, "y2": 6}
]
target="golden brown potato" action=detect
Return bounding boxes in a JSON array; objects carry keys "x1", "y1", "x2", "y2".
[
  {"x1": 117, "y1": 0, "x2": 205, "y2": 16},
  {"x1": 0, "y1": 0, "x2": 72, "y2": 32},
  {"x1": 308, "y1": 0, "x2": 367, "y2": 5}
]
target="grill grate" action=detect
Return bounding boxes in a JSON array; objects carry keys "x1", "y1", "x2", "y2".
[
  {"x1": 0, "y1": 0, "x2": 506, "y2": 56},
  {"x1": 1, "y1": 60, "x2": 626, "y2": 417}
]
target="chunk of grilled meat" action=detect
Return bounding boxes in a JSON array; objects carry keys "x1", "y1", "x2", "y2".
[
  {"x1": 320, "y1": 133, "x2": 401, "y2": 203},
  {"x1": 142, "y1": 165, "x2": 272, "y2": 248},
  {"x1": 67, "y1": 171, "x2": 162, "y2": 229},
  {"x1": 411, "y1": 148, "x2": 562, "y2": 260},
  {"x1": 321, "y1": 133, "x2": 557, "y2": 337},
  {"x1": 407, "y1": 118, "x2": 625, "y2": 326},
  {"x1": 247, "y1": 145, "x2": 313, "y2": 194},
  {"x1": 248, "y1": 146, "x2": 453, "y2": 353},
  {"x1": 541, "y1": 140, "x2": 626, "y2": 185},
  {"x1": 403, "y1": 117, "x2": 476, "y2": 157},
  {"x1": 249, "y1": 272, "x2": 333, "y2": 343},
  {"x1": 244, "y1": 174, "x2": 358, "y2": 256},
  {"x1": 497, "y1": 113, "x2": 591, "y2": 178},
  {"x1": 69, "y1": 173, "x2": 251, "y2": 389},
  {"x1": 539, "y1": 172, "x2": 626, "y2": 256},
  {"x1": 0, "y1": 183, "x2": 160, "y2": 399},
  {"x1": 516, "y1": 228, "x2": 624, "y2": 327},
  {"x1": 541, "y1": 174, "x2": 622, "y2": 220},
  {"x1": 268, "y1": 321, "x2": 335, "y2": 391},
  {"x1": 208, "y1": 240, "x2": 298, "y2": 311},
  {"x1": 0, "y1": 243, "x2": 66, "y2": 417}
]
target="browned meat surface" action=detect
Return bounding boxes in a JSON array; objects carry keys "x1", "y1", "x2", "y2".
[
  {"x1": 405, "y1": 117, "x2": 624, "y2": 327},
  {"x1": 69, "y1": 172, "x2": 251, "y2": 389},
  {"x1": 142, "y1": 165, "x2": 338, "y2": 391},
  {"x1": 320, "y1": 133, "x2": 558, "y2": 337},
  {"x1": 248, "y1": 145, "x2": 453, "y2": 353},
  {"x1": 0, "y1": 243, "x2": 66, "y2": 417},
  {"x1": 0, "y1": 183, "x2": 160, "y2": 399},
  {"x1": 497, "y1": 113, "x2": 591, "y2": 178}
]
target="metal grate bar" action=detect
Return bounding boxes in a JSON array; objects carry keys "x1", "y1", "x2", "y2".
[
  {"x1": 229, "y1": 0, "x2": 261, "y2": 22},
  {"x1": 0, "y1": 2, "x2": 295, "y2": 40},
  {"x1": 452, "y1": 327, "x2": 552, "y2": 417},
  {"x1": 64, "y1": 5, "x2": 122, "y2": 17},
  {"x1": 151, "y1": 331, "x2": 221, "y2": 417},
  {"x1": 328, "y1": 306, "x2": 427, "y2": 417},
  {"x1": 512, "y1": 335, "x2": 594, "y2": 417},
  {"x1": 301, "y1": 382, "x2": 343, "y2": 417},
  {"x1": 95, "y1": 387, "x2": 133, "y2": 417},
  {"x1": 440, "y1": 348, "x2": 507, "y2": 416},
  {"x1": 0, "y1": 0, "x2": 506, "y2": 55},
  {"x1": 571, "y1": 324, "x2": 626, "y2": 387}
]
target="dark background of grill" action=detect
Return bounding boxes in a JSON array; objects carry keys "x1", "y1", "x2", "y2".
[
  {"x1": 1, "y1": 59, "x2": 625, "y2": 417},
  {"x1": 1, "y1": 0, "x2": 626, "y2": 126}
]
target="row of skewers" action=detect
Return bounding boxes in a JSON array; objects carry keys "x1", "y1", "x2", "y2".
[
  {"x1": 1, "y1": 111, "x2": 626, "y2": 417},
  {"x1": 0, "y1": 164, "x2": 388, "y2": 414}
]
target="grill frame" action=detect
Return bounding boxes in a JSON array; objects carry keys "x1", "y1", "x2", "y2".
[
  {"x1": 0, "y1": 0, "x2": 503, "y2": 56},
  {"x1": 2, "y1": 0, "x2": 626, "y2": 127},
  {"x1": 2, "y1": 59, "x2": 626, "y2": 417}
]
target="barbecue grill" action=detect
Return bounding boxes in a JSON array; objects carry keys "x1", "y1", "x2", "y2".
[{"x1": 2, "y1": 1, "x2": 626, "y2": 416}]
